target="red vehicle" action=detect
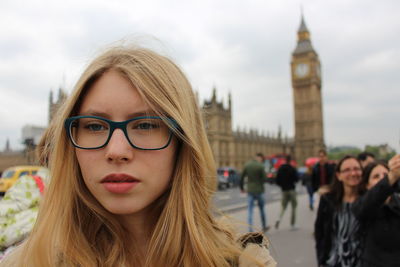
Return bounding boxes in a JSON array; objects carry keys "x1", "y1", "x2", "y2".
[{"x1": 305, "y1": 157, "x2": 320, "y2": 168}]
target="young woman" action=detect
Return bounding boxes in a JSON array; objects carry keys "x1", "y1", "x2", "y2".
[
  {"x1": 314, "y1": 155, "x2": 363, "y2": 267},
  {"x1": 352, "y1": 155, "x2": 400, "y2": 267},
  {"x1": 1, "y1": 45, "x2": 276, "y2": 266}
]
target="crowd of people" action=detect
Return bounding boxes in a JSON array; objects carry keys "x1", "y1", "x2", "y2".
[
  {"x1": 313, "y1": 151, "x2": 400, "y2": 267},
  {"x1": 237, "y1": 148, "x2": 399, "y2": 267}
]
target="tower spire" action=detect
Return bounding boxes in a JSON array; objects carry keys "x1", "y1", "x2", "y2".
[
  {"x1": 212, "y1": 85, "x2": 217, "y2": 102},
  {"x1": 228, "y1": 91, "x2": 232, "y2": 110},
  {"x1": 298, "y1": 13, "x2": 309, "y2": 34},
  {"x1": 293, "y1": 13, "x2": 315, "y2": 55}
]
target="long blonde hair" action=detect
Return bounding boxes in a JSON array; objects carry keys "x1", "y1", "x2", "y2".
[{"x1": 11, "y1": 45, "x2": 263, "y2": 266}]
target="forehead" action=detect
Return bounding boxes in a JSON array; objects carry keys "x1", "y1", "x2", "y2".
[
  {"x1": 371, "y1": 165, "x2": 388, "y2": 173},
  {"x1": 78, "y1": 70, "x2": 151, "y2": 117},
  {"x1": 341, "y1": 158, "x2": 359, "y2": 169}
]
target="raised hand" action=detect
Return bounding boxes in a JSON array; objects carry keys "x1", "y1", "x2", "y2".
[{"x1": 388, "y1": 154, "x2": 400, "y2": 185}]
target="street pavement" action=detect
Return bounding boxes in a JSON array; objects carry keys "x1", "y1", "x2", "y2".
[{"x1": 217, "y1": 190, "x2": 318, "y2": 267}]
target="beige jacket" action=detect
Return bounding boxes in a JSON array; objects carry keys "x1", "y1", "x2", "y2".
[
  {"x1": 1, "y1": 232, "x2": 277, "y2": 267},
  {"x1": 238, "y1": 232, "x2": 277, "y2": 267}
]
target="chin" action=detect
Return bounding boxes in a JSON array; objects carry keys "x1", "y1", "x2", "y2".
[{"x1": 101, "y1": 202, "x2": 144, "y2": 215}]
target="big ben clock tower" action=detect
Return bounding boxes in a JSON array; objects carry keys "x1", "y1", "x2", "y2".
[{"x1": 291, "y1": 15, "x2": 325, "y2": 165}]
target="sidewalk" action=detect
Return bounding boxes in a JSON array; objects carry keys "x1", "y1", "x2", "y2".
[{"x1": 218, "y1": 193, "x2": 318, "y2": 267}]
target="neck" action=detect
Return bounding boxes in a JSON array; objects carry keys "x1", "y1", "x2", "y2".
[
  {"x1": 118, "y1": 210, "x2": 153, "y2": 256},
  {"x1": 343, "y1": 185, "x2": 358, "y2": 202}
]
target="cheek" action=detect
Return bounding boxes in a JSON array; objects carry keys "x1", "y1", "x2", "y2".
[
  {"x1": 150, "y1": 150, "x2": 176, "y2": 178},
  {"x1": 367, "y1": 180, "x2": 376, "y2": 189},
  {"x1": 75, "y1": 150, "x2": 99, "y2": 181},
  {"x1": 157, "y1": 149, "x2": 177, "y2": 184},
  {"x1": 367, "y1": 177, "x2": 379, "y2": 189}
]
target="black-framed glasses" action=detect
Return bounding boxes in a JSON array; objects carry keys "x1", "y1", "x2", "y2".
[
  {"x1": 64, "y1": 115, "x2": 178, "y2": 150},
  {"x1": 340, "y1": 167, "x2": 362, "y2": 174}
]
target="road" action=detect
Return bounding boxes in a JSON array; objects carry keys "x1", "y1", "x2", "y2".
[
  {"x1": 214, "y1": 185, "x2": 318, "y2": 267},
  {"x1": 213, "y1": 182, "x2": 304, "y2": 211}
]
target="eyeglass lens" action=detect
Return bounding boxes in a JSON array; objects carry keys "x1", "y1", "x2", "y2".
[
  {"x1": 341, "y1": 167, "x2": 362, "y2": 173},
  {"x1": 69, "y1": 117, "x2": 171, "y2": 149}
]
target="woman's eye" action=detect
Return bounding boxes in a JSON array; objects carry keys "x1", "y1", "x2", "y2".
[
  {"x1": 137, "y1": 122, "x2": 158, "y2": 130},
  {"x1": 84, "y1": 123, "x2": 107, "y2": 131}
]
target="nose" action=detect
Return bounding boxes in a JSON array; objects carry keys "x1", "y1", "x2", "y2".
[{"x1": 105, "y1": 129, "x2": 133, "y2": 163}]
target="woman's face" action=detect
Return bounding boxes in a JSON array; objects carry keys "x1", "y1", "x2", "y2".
[
  {"x1": 75, "y1": 70, "x2": 177, "y2": 217},
  {"x1": 337, "y1": 158, "x2": 362, "y2": 188},
  {"x1": 367, "y1": 165, "x2": 388, "y2": 190}
]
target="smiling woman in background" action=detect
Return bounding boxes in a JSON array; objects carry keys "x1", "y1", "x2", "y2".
[
  {"x1": 314, "y1": 155, "x2": 363, "y2": 267},
  {"x1": 0, "y1": 44, "x2": 276, "y2": 267},
  {"x1": 352, "y1": 156, "x2": 400, "y2": 267}
]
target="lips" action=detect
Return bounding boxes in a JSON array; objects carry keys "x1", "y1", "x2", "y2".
[{"x1": 101, "y1": 173, "x2": 140, "y2": 194}]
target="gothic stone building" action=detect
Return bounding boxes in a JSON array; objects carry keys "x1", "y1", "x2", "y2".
[
  {"x1": 1, "y1": 15, "x2": 324, "y2": 172},
  {"x1": 202, "y1": 88, "x2": 294, "y2": 169},
  {"x1": 205, "y1": 15, "x2": 325, "y2": 168}
]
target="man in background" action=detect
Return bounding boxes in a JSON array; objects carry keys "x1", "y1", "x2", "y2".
[
  {"x1": 312, "y1": 149, "x2": 335, "y2": 193},
  {"x1": 240, "y1": 153, "x2": 269, "y2": 232},
  {"x1": 275, "y1": 155, "x2": 299, "y2": 230},
  {"x1": 357, "y1": 151, "x2": 375, "y2": 169}
]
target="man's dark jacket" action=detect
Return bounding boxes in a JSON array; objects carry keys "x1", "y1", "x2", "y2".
[
  {"x1": 276, "y1": 164, "x2": 298, "y2": 191},
  {"x1": 311, "y1": 162, "x2": 335, "y2": 192}
]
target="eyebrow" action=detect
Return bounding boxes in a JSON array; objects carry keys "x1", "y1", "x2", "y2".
[{"x1": 78, "y1": 109, "x2": 157, "y2": 119}]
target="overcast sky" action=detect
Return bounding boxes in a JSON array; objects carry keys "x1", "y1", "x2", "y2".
[{"x1": 1, "y1": 0, "x2": 399, "y2": 153}]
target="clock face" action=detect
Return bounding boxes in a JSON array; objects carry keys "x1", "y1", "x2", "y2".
[{"x1": 295, "y1": 63, "x2": 309, "y2": 78}]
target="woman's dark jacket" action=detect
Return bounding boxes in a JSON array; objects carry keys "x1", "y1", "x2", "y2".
[
  {"x1": 352, "y1": 176, "x2": 400, "y2": 267},
  {"x1": 314, "y1": 193, "x2": 335, "y2": 265}
]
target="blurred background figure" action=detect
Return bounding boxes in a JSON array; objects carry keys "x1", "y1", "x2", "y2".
[
  {"x1": 275, "y1": 155, "x2": 299, "y2": 230},
  {"x1": 357, "y1": 151, "x2": 375, "y2": 169},
  {"x1": 240, "y1": 153, "x2": 270, "y2": 232},
  {"x1": 302, "y1": 165, "x2": 315, "y2": 210},
  {"x1": 314, "y1": 155, "x2": 363, "y2": 267},
  {"x1": 0, "y1": 126, "x2": 51, "y2": 259},
  {"x1": 352, "y1": 155, "x2": 400, "y2": 267},
  {"x1": 312, "y1": 149, "x2": 335, "y2": 194},
  {"x1": 0, "y1": 168, "x2": 49, "y2": 253}
]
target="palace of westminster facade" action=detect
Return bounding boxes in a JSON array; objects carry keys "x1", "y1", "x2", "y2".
[
  {"x1": 196, "y1": 15, "x2": 325, "y2": 168},
  {"x1": 1, "y1": 16, "x2": 325, "y2": 171}
]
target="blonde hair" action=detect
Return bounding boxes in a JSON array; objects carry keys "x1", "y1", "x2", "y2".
[
  {"x1": 10, "y1": 45, "x2": 266, "y2": 266},
  {"x1": 35, "y1": 120, "x2": 56, "y2": 167}
]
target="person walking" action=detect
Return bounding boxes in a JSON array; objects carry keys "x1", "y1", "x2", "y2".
[
  {"x1": 275, "y1": 155, "x2": 299, "y2": 230},
  {"x1": 302, "y1": 165, "x2": 315, "y2": 210},
  {"x1": 312, "y1": 149, "x2": 335, "y2": 193},
  {"x1": 240, "y1": 153, "x2": 270, "y2": 232}
]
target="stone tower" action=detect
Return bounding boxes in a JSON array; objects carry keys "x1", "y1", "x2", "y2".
[
  {"x1": 291, "y1": 15, "x2": 325, "y2": 165},
  {"x1": 202, "y1": 87, "x2": 234, "y2": 167},
  {"x1": 49, "y1": 87, "x2": 68, "y2": 123}
]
